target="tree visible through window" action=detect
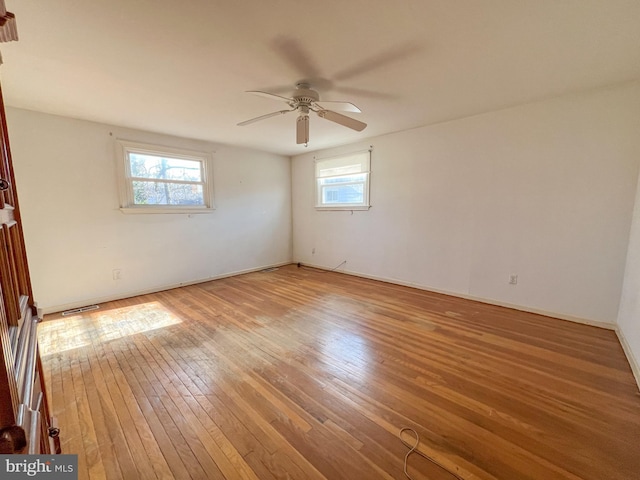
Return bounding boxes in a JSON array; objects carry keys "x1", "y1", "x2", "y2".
[{"x1": 117, "y1": 141, "x2": 214, "y2": 213}]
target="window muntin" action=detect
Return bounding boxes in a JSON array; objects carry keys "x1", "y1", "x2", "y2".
[
  {"x1": 117, "y1": 141, "x2": 214, "y2": 213},
  {"x1": 315, "y1": 150, "x2": 371, "y2": 210}
]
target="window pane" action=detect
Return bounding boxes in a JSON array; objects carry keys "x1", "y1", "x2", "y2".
[
  {"x1": 129, "y1": 153, "x2": 202, "y2": 182},
  {"x1": 132, "y1": 181, "x2": 204, "y2": 206},
  {"x1": 321, "y1": 183, "x2": 364, "y2": 204}
]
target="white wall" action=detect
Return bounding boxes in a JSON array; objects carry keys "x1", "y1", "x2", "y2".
[
  {"x1": 617, "y1": 165, "x2": 640, "y2": 385},
  {"x1": 292, "y1": 82, "x2": 640, "y2": 325},
  {"x1": 7, "y1": 108, "x2": 292, "y2": 313}
]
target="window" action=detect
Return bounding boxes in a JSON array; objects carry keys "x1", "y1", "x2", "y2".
[
  {"x1": 315, "y1": 150, "x2": 371, "y2": 210},
  {"x1": 117, "y1": 140, "x2": 214, "y2": 214}
]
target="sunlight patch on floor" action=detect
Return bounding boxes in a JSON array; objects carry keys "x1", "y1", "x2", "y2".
[{"x1": 38, "y1": 301, "x2": 182, "y2": 356}]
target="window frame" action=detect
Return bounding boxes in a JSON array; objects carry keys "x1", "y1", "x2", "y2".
[
  {"x1": 116, "y1": 140, "x2": 215, "y2": 214},
  {"x1": 315, "y1": 150, "x2": 371, "y2": 211}
]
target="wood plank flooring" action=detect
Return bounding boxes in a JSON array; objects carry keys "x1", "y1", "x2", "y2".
[{"x1": 38, "y1": 265, "x2": 640, "y2": 479}]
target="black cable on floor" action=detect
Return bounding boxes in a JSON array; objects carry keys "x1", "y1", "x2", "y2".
[{"x1": 298, "y1": 260, "x2": 346, "y2": 273}]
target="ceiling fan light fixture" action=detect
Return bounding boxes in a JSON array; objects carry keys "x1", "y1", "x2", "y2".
[{"x1": 296, "y1": 114, "x2": 309, "y2": 146}]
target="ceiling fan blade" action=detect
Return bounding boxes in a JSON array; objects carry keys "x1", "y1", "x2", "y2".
[
  {"x1": 314, "y1": 101, "x2": 361, "y2": 113},
  {"x1": 332, "y1": 42, "x2": 423, "y2": 81},
  {"x1": 332, "y1": 85, "x2": 398, "y2": 100},
  {"x1": 317, "y1": 110, "x2": 367, "y2": 132},
  {"x1": 237, "y1": 109, "x2": 293, "y2": 126},
  {"x1": 296, "y1": 115, "x2": 309, "y2": 145},
  {"x1": 271, "y1": 36, "x2": 322, "y2": 80},
  {"x1": 247, "y1": 91, "x2": 293, "y2": 103},
  {"x1": 253, "y1": 84, "x2": 294, "y2": 95}
]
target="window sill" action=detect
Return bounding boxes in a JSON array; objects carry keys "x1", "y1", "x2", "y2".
[
  {"x1": 315, "y1": 205, "x2": 371, "y2": 211},
  {"x1": 119, "y1": 206, "x2": 215, "y2": 215}
]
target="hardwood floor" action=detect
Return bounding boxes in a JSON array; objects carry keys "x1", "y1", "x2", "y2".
[{"x1": 38, "y1": 265, "x2": 640, "y2": 479}]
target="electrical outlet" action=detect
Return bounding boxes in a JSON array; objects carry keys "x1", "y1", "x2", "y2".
[
  {"x1": 113, "y1": 269, "x2": 122, "y2": 281},
  {"x1": 509, "y1": 274, "x2": 518, "y2": 285}
]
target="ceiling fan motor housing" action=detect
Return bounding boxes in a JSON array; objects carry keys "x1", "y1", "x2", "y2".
[{"x1": 292, "y1": 84, "x2": 319, "y2": 106}]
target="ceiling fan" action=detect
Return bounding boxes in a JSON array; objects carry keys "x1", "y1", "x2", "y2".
[{"x1": 237, "y1": 83, "x2": 367, "y2": 146}]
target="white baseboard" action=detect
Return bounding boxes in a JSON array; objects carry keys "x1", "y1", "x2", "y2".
[
  {"x1": 297, "y1": 261, "x2": 617, "y2": 330},
  {"x1": 39, "y1": 261, "x2": 291, "y2": 316},
  {"x1": 44, "y1": 260, "x2": 616, "y2": 330},
  {"x1": 300, "y1": 262, "x2": 640, "y2": 390},
  {"x1": 42, "y1": 259, "x2": 638, "y2": 391},
  {"x1": 616, "y1": 328, "x2": 640, "y2": 392}
]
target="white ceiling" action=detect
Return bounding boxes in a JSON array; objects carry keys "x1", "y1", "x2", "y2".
[{"x1": 1, "y1": 1, "x2": 639, "y2": 156}]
